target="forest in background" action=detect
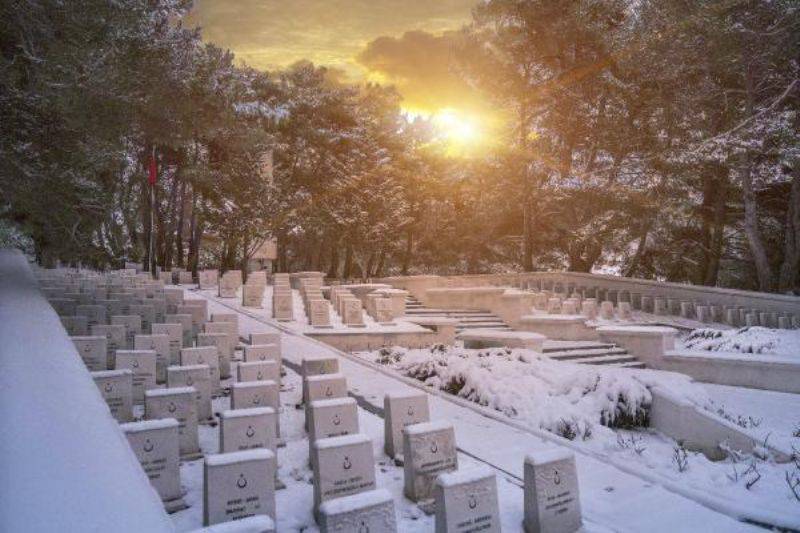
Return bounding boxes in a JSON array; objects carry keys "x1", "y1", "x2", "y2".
[{"x1": 1, "y1": 0, "x2": 799, "y2": 293}]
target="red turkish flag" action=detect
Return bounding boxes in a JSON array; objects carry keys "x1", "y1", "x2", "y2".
[{"x1": 148, "y1": 152, "x2": 157, "y2": 185}]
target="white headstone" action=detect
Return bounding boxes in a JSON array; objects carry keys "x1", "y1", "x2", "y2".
[
  {"x1": 181, "y1": 346, "x2": 221, "y2": 394},
  {"x1": 231, "y1": 380, "x2": 279, "y2": 411},
  {"x1": 309, "y1": 299, "x2": 332, "y2": 328},
  {"x1": 145, "y1": 386, "x2": 200, "y2": 458},
  {"x1": 343, "y1": 299, "x2": 365, "y2": 327},
  {"x1": 303, "y1": 373, "x2": 347, "y2": 405},
  {"x1": 219, "y1": 407, "x2": 277, "y2": 454},
  {"x1": 523, "y1": 449, "x2": 581, "y2": 533},
  {"x1": 71, "y1": 335, "x2": 108, "y2": 371},
  {"x1": 134, "y1": 334, "x2": 171, "y2": 383},
  {"x1": 76, "y1": 304, "x2": 107, "y2": 328},
  {"x1": 129, "y1": 304, "x2": 156, "y2": 334},
  {"x1": 242, "y1": 284, "x2": 265, "y2": 308},
  {"x1": 384, "y1": 392, "x2": 430, "y2": 460},
  {"x1": 243, "y1": 344, "x2": 281, "y2": 365},
  {"x1": 302, "y1": 356, "x2": 339, "y2": 378},
  {"x1": 91, "y1": 369, "x2": 133, "y2": 422},
  {"x1": 311, "y1": 433, "x2": 376, "y2": 517},
  {"x1": 198, "y1": 332, "x2": 232, "y2": 381},
  {"x1": 237, "y1": 361, "x2": 280, "y2": 384},
  {"x1": 203, "y1": 449, "x2": 276, "y2": 527},
  {"x1": 435, "y1": 466, "x2": 500, "y2": 533},
  {"x1": 318, "y1": 488, "x2": 397, "y2": 533},
  {"x1": 165, "y1": 313, "x2": 193, "y2": 346},
  {"x1": 178, "y1": 271, "x2": 194, "y2": 285},
  {"x1": 250, "y1": 332, "x2": 280, "y2": 346},
  {"x1": 121, "y1": 418, "x2": 185, "y2": 512},
  {"x1": 152, "y1": 323, "x2": 183, "y2": 365},
  {"x1": 403, "y1": 421, "x2": 458, "y2": 502},
  {"x1": 272, "y1": 293, "x2": 293, "y2": 321},
  {"x1": 198, "y1": 269, "x2": 219, "y2": 290},
  {"x1": 374, "y1": 299, "x2": 394, "y2": 324},
  {"x1": 91, "y1": 324, "x2": 126, "y2": 369},
  {"x1": 111, "y1": 314, "x2": 142, "y2": 348},
  {"x1": 308, "y1": 397, "x2": 359, "y2": 466},
  {"x1": 167, "y1": 364, "x2": 213, "y2": 422},
  {"x1": 61, "y1": 315, "x2": 89, "y2": 336},
  {"x1": 115, "y1": 349, "x2": 157, "y2": 403}
]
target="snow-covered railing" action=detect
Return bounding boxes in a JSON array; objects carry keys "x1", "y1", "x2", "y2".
[{"x1": 0, "y1": 250, "x2": 173, "y2": 533}]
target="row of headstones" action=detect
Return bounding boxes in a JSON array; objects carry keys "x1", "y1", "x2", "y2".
[
  {"x1": 524, "y1": 281, "x2": 800, "y2": 328},
  {"x1": 300, "y1": 355, "x2": 583, "y2": 533},
  {"x1": 533, "y1": 292, "x2": 633, "y2": 321},
  {"x1": 329, "y1": 286, "x2": 367, "y2": 327},
  {"x1": 299, "y1": 277, "x2": 332, "y2": 327},
  {"x1": 272, "y1": 273, "x2": 294, "y2": 321},
  {"x1": 87, "y1": 330, "x2": 284, "y2": 529}
]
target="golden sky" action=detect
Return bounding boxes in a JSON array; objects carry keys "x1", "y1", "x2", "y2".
[{"x1": 185, "y1": 0, "x2": 499, "y2": 145}]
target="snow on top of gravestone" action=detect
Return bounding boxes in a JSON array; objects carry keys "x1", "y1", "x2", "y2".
[
  {"x1": 239, "y1": 360, "x2": 278, "y2": 368},
  {"x1": 525, "y1": 448, "x2": 574, "y2": 466},
  {"x1": 318, "y1": 488, "x2": 392, "y2": 515},
  {"x1": 182, "y1": 345, "x2": 217, "y2": 354},
  {"x1": 386, "y1": 389, "x2": 427, "y2": 400},
  {"x1": 116, "y1": 349, "x2": 156, "y2": 356},
  {"x1": 313, "y1": 432, "x2": 371, "y2": 450},
  {"x1": 436, "y1": 465, "x2": 495, "y2": 488},
  {"x1": 304, "y1": 354, "x2": 338, "y2": 363},
  {"x1": 144, "y1": 386, "x2": 195, "y2": 397},
  {"x1": 233, "y1": 380, "x2": 278, "y2": 390},
  {"x1": 194, "y1": 514, "x2": 276, "y2": 533},
  {"x1": 168, "y1": 364, "x2": 210, "y2": 372},
  {"x1": 91, "y1": 369, "x2": 133, "y2": 378},
  {"x1": 305, "y1": 372, "x2": 345, "y2": 383},
  {"x1": 205, "y1": 448, "x2": 275, "y2": 467},
  {"x1": 248, "y1": 343, "x2": 279, "y2": 349},
  {"x1": 120, "y1": 418, "x2": 179, "y2": 432},
  {"x1": 309, "y1": 397, "x2": 356, "y2": 409},
  {"x1": 220, "y1": 406, "x2": 275, "y2": 419},
  {"x1": 404, "y1": 420, "x2": 453, "y2": 435}
]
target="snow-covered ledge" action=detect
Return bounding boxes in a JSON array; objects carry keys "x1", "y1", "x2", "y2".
[
  {"x1": 597, "y1": 325, "x2": 677, "y2": 365},
  {"x1": 0, "y1": 250, "x2": 172, "y2": 533}
]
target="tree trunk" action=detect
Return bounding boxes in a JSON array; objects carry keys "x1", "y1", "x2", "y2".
[
  {"x1": 624, "y1": 222, "x2": 651, "y2": 278},
  {"x1": 703, "y1": 173, "x2": 727, "y2": 287},
  {"x1": 342, "y1": 244, "x2": 353, "y2": 280},
  {"x1": 401, "y1": 228, "x2": 413, "y2": 275},
  {"x1": 327, "y1": 243, "x2": 340, "y2": 279},
  {"x1": 778, "y1": 165, "x2": 800, "y2": 292},
  {"x1": 741, "y1": 153, "x2": 773, "y2": 291}
]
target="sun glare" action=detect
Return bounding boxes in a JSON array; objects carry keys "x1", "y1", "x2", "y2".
[{"x1": 403, "y1": 107, "x2": 484, "y2": 156}]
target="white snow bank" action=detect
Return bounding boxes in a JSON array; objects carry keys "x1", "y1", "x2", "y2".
[
  {"x1": 360, "y1": 344, "x2": 710, "y2": 440},
  {"x1": 0, "y1": 250, "x2": 172, "y2": 533},
  {"x1": 682, "y1": 327, "x2": 800, "y2": 357}
]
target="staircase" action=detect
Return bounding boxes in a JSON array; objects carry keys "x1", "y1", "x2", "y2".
[
  {"x1": 404, "y1": 296, "x2": 512, "y2": 334},
  {"x1": 405, "y1": 296, "x2": 645, "y2": 369},
  {"x1": 542, "y1": 340, "x2": 645, "y2": 369}
]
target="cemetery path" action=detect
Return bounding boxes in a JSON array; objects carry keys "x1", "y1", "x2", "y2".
[{"x1": 188, "y1": 288, "x2": 765, "y2": 533}]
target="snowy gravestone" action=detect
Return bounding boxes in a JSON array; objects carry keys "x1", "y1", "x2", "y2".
[
  {"x1": 250, "y1": 332, "x2": 280, "y2": 346},
  {"x1": 76, "y1": 304, "x2": 106, "y2": 328},
  {"x1": 435, "y1": 466, "x2": 500, "y2": 533},
  {"x1": 129, "y1": 303, "x2": 155, "y2": 334},
  {"x1": 181, "y1": 345, "x2": 221, "y2": 394},
  {"x1": 61, "y1": 315, "x2": 89, "y2": 336},
  {"x1": 343, "y1": 299, "x2": 365, "y2": 327},
  {"x1": 91, "y1": 323, "x2": 126, "y2": 369},
  {"x1": 121, "y1": 418, "x2": 186, "y2": 513},
  {"x1": 91, "y1": 369, "x2": 133, "y2": 423},
  {"x1": 244, "y1": 344, "x2": 281, "y2": 365},
  {"x1": 303, "y1": 373, "x2": 347, "y2": 407},
  {"x1": 218, "y1": 277, "x2": 238, "y2": 298},
  {"x1": 307, "y1": 397, "x2": 359, "y2": 465},
  {"x1": 204, "y1": 320, "x2": 237, "y2": 356},
  {"x1": 318, "y1": 488, "x2": 398, "y2": 533},
  {"x1": 167, "y1": 364, "x2": 213, "y2": 422},
  {"x1": 198, "y1": 332, "x2": 232, "y2": 380},
  {"x1": 384, "y1": 391, "x2": 430, "y2": 461},
  {"x1": 198, "y1": 269, "x2": 219, "y2": 290},
  {"x1": 403, "y1": 421, "x2": 458, "y2": 502},
  {"x1": 111, "y1": 314, "x2": 142, "y2": 348},
  {"x1": 273, "y1": 292, "x2": 293, "y2": 321},
  {"x1": 135, "y1": 334, "x2": 171, "y2": 383},
  {"x1": 231, "y1": 380, "x2": 279, "y2": 411},
  {"x1": 309, "y1": 299, "x2": 332, "y2": 328},
  {"x1": 177, "y1": 301, "x2": 207, "y2": 337},
  {"x1": 312, "y1": 433, "x2": 377, "y2": 518},
  {"x1": 71, "y1": 335, "x2": 108, "y2": 371},
  {"x1": 145, "y1": 387, "x2": 200, "y2": 459},
  {"x1": 374, "y1": 298, "x2": 395, "y2": 325},
  {"x1": 164, "y1": 288, "x2": 184, "y2": 314},
  {"x1": 523, "y1": 449, "x2": 582, "y2": 533},
  {"x1": 242, "y1": 284, "x2": 265, "y2": 308},
  {"x1": 238, "y1": 360, "x2": 280, "y2": 384},
  {"x1": 165, "y1": 313, "x2": 193, "y2": 346},
  {"x1": 178, "y1": 271, "x2": 193, "y2": 285},
  {"x1": 152, "y1": 323, "x2": 183, "y2": 365},
  {"x1": 302, "y1": 355, "x2": 340, "y2": 378},
  {"x1": 219, "y1": 407, "x2": 278, "y2": 454},
  {"x1": 203, "y1": 449, "x2": 276, "y2": 527},
  {"x1": 115, "y1": 349, "x2": 157, "y2": 402}
]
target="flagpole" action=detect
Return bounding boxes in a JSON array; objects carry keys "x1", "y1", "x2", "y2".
[{"x1": 149, "y1": 146, "x2": 156, "y2": 279}]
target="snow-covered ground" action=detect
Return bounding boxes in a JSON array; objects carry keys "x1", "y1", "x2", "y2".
[
  {"x1": 182, "y1": 286, "x2": 800, "y2": 531},
  {"x1": 681, "y1": 326, "x2": 800, "y2": 358}
]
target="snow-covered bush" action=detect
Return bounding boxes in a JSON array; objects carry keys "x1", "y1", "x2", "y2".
[
  {"x1": 368, "y1": 345, "x2": 708, "y2": 440},
  {"x1": 683, "y1": 327, "x2": 800, "y2": 357}
]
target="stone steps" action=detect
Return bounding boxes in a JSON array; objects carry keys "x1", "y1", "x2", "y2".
[
  {"x1": 567, "y1": 354, "x2": 642, "y2": 366},
  {"x1": 544, "y1": 347, "x2": 629, "y2": 361}
]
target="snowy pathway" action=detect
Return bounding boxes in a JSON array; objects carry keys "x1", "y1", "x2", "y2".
[{"x1": 184, "y1": 287, "x2": 765, "y2": 533}]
